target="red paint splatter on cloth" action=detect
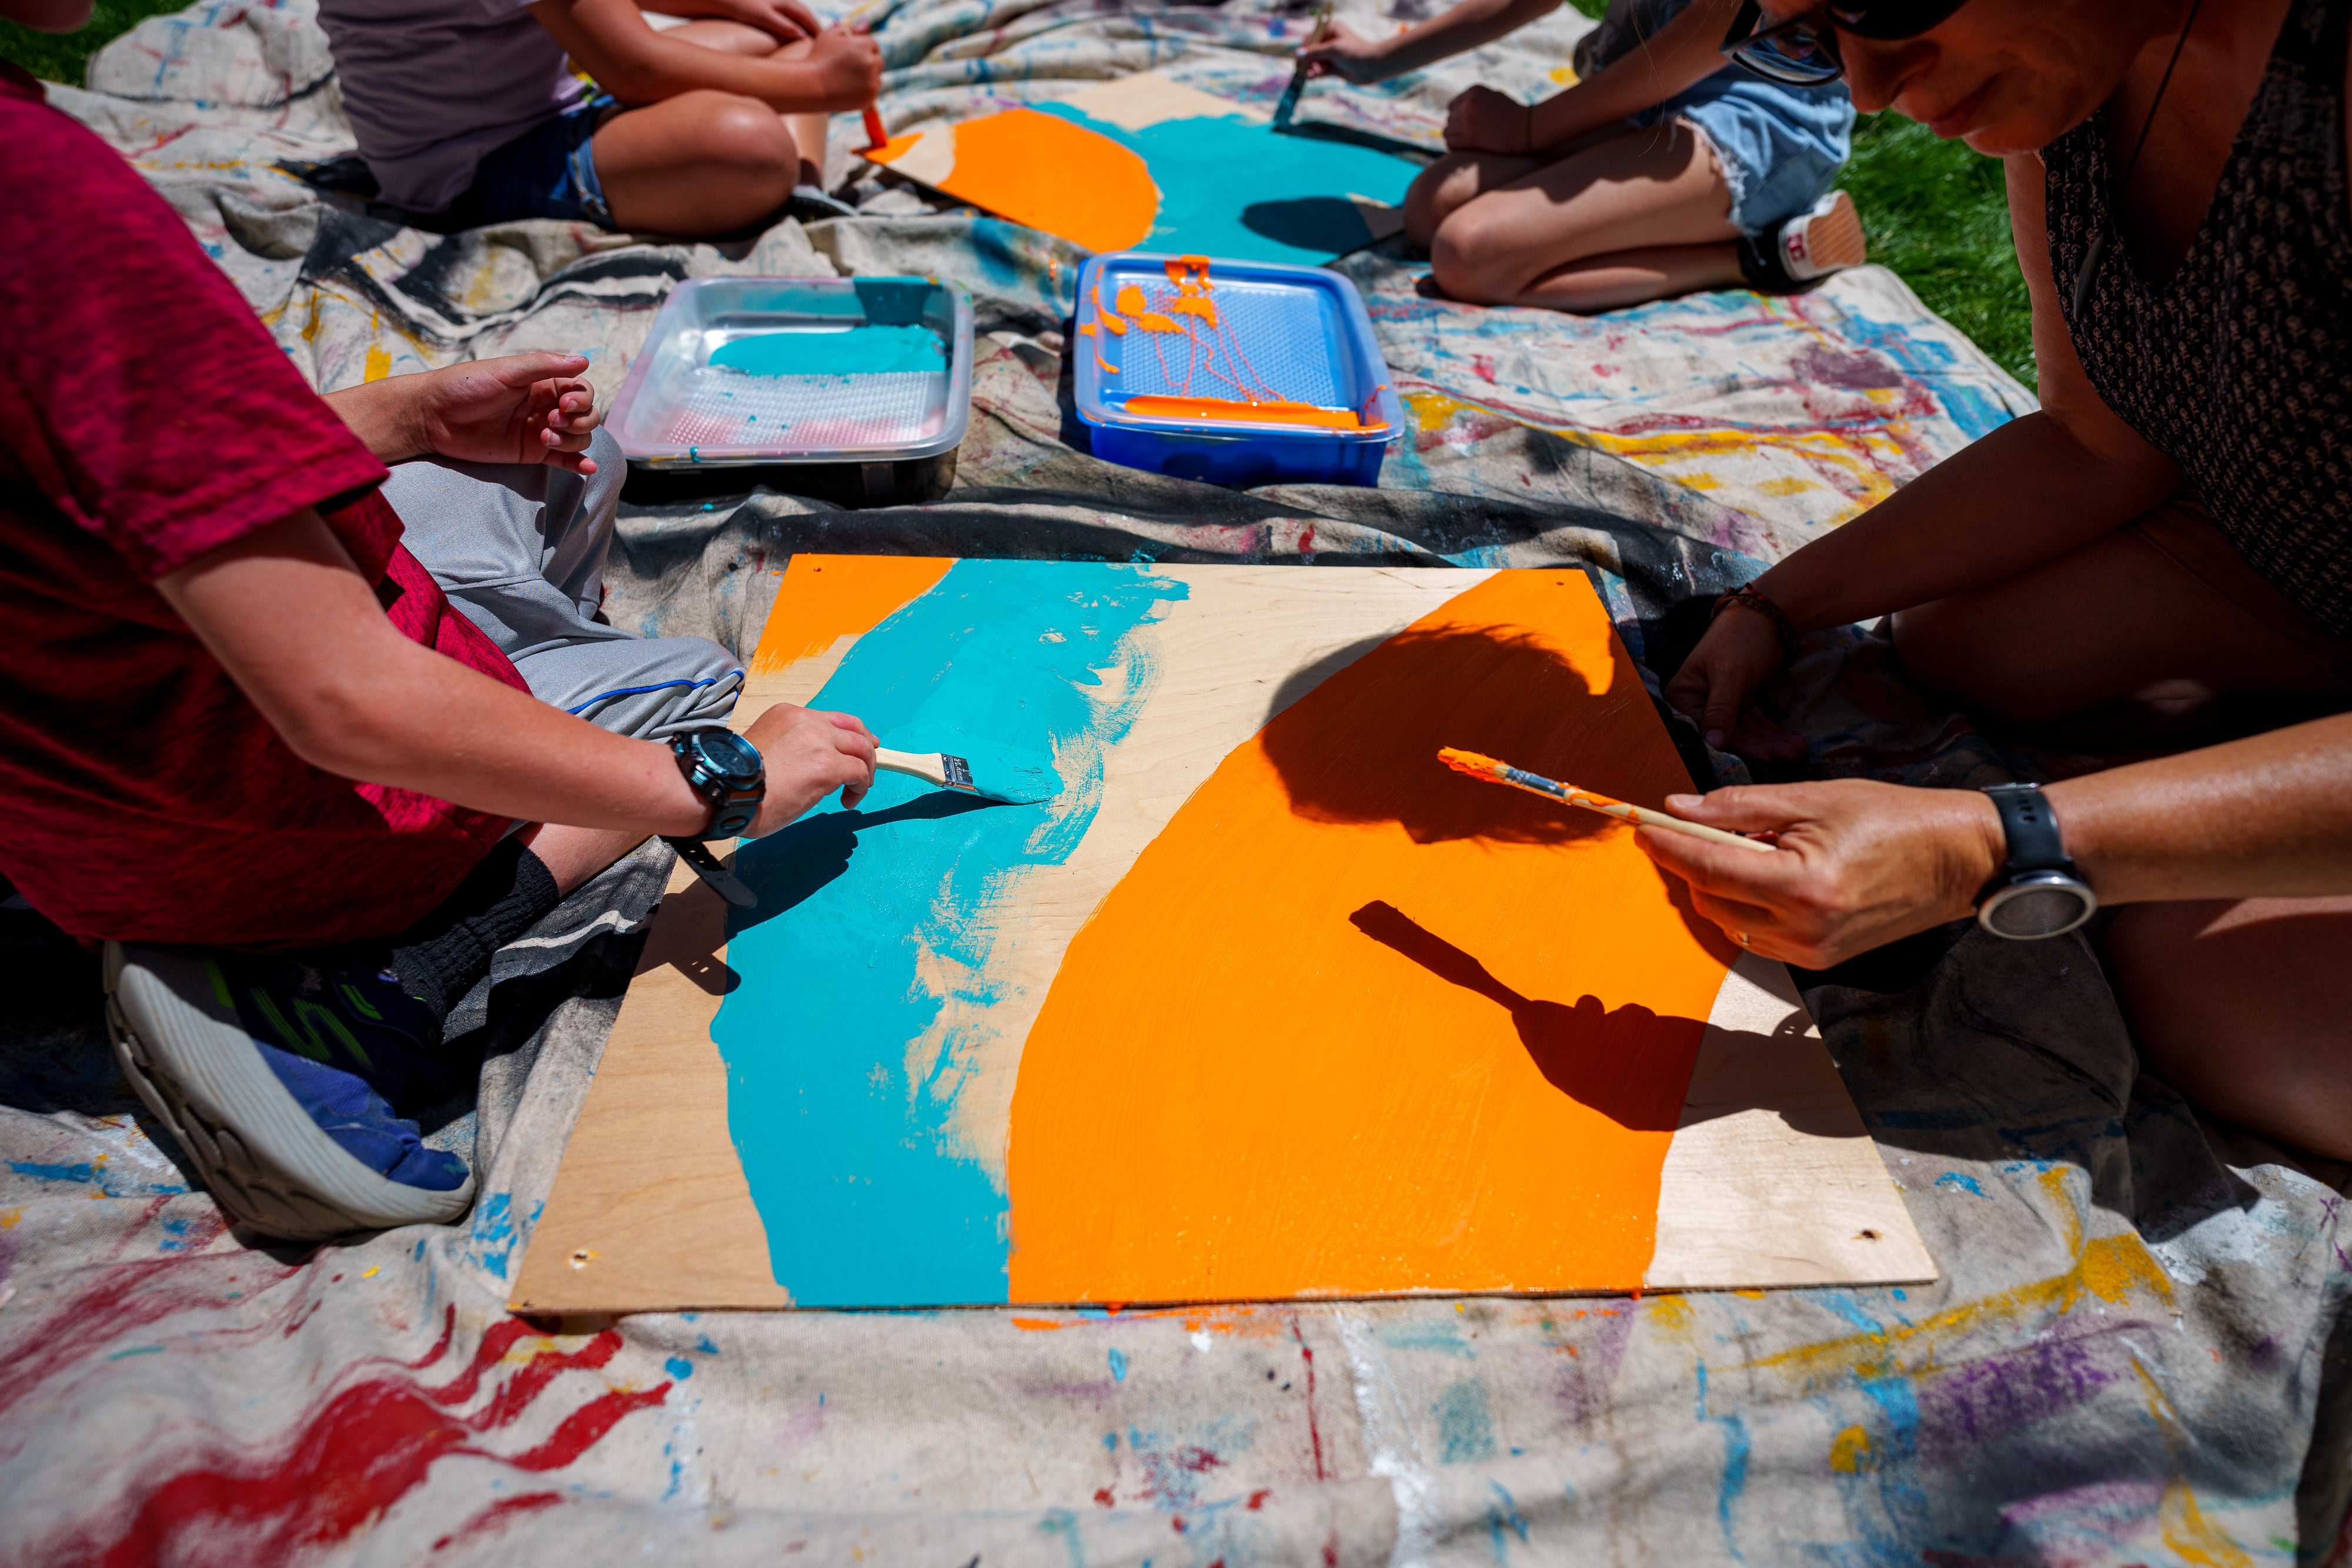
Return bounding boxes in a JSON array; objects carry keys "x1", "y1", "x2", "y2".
[
  {"x1": 429, "y1": 1492, "x2": 566, "y2": 1552},
  {"x1": 38, "y1": 1309, "x2": 667, "y2": 1567}
]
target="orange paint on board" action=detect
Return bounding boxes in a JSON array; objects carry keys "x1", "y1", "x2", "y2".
[
  {"x1": 1005, "y1": 570, "x2": 1735, "y2": 1302},
  {"x1": 874, "y1": 109, "x2": 1157, "y2": 254},
  {"x1": 748, "y1": 554, "x2": 954, "y2": 675}
]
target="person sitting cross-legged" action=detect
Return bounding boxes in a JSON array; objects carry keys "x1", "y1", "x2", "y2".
[
  {"x1": 2, "y1": 36, "x2": 876, "y2": 1239},
  {"x1": 314, "y1": 0, "x2": 884, "y2": 236}
]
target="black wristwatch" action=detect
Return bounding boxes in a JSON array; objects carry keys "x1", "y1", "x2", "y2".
[
  {"x1": 1976, "y1": 783, "x2": 2096, "y2": 940},
  {"x1": 662, "y1": 729, "x2": 765, "y2": 909}
]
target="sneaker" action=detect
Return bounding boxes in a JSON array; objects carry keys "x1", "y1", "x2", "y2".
[
  {"x1": 1775, "y1": 190, "x2": 1867, "y2": 283},
  {"x1": 103, "y1": 942, "x2": 475, "y2": 1241}
]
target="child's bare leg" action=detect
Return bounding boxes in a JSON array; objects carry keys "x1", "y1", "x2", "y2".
[
  {"x1": 1403, "y1": 150, "x2": 1542, "y2": 250},
  {"x1": 1427, "y1": 121, "x2": 1741, "y2": 310},
  {"x1": 590, "y1": 92, "x2": 801, "y2": 234},
  {"x1": 653, "y1": 26, "x2": 831, "y2": 186}
]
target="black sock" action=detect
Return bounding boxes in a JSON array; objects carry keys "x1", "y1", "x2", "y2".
[
  {"x1": 385, "y1": 840, "x2": 562, "y2": 1021},
  {"x1": 1737, "y1": 226, "x2": 1797, "y2": 293}
]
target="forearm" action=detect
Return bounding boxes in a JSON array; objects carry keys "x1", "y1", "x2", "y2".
[
  {"x1": 1754, "y1": 409, "x2": 2181, "y2": 633},
  {"x1": 533, "y1": 0, "x2": 835, "y2": 106},
  {"x1": 322, "y1": 379, "x2": 430, "y2": 466},
  {"x1": 1366, "y1": 0, "x2": 1559, "y2": 79},
  {"x1": 1531, "y1": 0, "x2": 1739, "y2": 145},
  {"x1": 2047, "y1": 715, "x2": 2352, "y2": 904},
  {"x1": 294, "y1": 638, "x2": 711, "y2": 835}
]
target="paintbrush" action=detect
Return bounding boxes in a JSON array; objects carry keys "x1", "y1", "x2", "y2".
[
  {"x1": 1437, "y1": 747, "x2": 1777, "y2": 853},
  {"x1": 1270, "y1": 0, "x2": 1338, "y2": 132},
  {"x1": 876, "y1": 744, "x2": 1061, "y2": 804},
  {"x1": 863, "y1": 104, "x2": 890, "y2": 151}
]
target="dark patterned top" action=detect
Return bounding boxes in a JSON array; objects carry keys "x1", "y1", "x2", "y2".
[{"x1": 2044, "y1": 0, "x2": 2352, "y2": 642}]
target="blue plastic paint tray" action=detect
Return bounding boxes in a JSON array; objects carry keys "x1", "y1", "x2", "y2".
[
  {"x1": 609, "y1": 276, "x2": 973, "y2": 467},
  {"x1": 1073, "y1": 252, "x2": 1402, "y2": 488}
]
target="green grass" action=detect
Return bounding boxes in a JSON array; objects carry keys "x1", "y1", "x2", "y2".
[
  {"x1": 1835, "y1": 112, "x2": 2034, "y2": 383},
  {"x1": 9, "y1": 0, "x2": 2033, "y2": 386},
  {"x1": 1, "y1": 0, "x2": 189, "y2": 88}
]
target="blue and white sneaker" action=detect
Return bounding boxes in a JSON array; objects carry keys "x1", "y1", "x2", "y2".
[{"x1": 103, "y1": 942, "x2": 475, "y2": 1240}]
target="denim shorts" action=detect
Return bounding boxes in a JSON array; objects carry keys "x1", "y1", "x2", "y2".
[
  {"x1": 1635, "y1": 74, "x2": 1853, "y2": 236},
  {"x1": 441, "y1": 95, "x2": 617, "y2": 229}
]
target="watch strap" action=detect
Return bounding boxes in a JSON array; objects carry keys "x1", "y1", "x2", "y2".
[{"x1": 1983, "y1": 782, "x2": 2073, "y2": 876}]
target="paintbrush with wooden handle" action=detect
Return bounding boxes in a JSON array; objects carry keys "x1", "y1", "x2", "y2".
[
  {"x1": 876, "y1": 744, "x2": 1060, "y2": 804},
  {"x1": 1438, "y1": 747, "x2": 1778, "y2": 853}
]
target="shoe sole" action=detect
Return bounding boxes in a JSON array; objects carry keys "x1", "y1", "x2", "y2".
[
  {"x1": 105, "y1": 942, "x2": 476, "y2": 1241},
  {"x1": 1801, "y1": 190, "x2": 1868, "y2": 273}
]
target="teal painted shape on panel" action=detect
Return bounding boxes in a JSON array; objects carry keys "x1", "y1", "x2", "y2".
[
  {"x1": 1033, "y1": 101, "x2": 1420, "y2": 266},
  {"x1": 709, "y1": 560, "x2": 1190, "y2": 1306}
]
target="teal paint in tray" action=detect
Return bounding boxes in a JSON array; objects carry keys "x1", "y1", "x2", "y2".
[
  {"x1": 710, "y1": 560, "x2": 1190, "y2": 1306},
  {"x1": 1033, "y1": 102, "x2": 1421, "y2": 266},
  {"x1": 710, "y1": 323, "x2": 946, "y2": 376}
]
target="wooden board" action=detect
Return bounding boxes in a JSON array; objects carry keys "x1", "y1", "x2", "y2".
[
  {"x1": 860, "y1": 72, "x2": 1417, "y2": 265},
  {"x1": 513, "y1": 558, "x2": 1932, "y2": 1312}
]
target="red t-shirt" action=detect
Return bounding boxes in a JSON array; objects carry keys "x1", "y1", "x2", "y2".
[{"x1": 0, "y1": 66, "x2": 532, "y2": 949}]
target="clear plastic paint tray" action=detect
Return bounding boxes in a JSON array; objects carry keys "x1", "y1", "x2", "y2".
[
  {"x1": 608, "y1": 276, "x2": 974, "y2": 467},
  {"x1": 1072, "y1": 252, "x2": 1402, "y2": 488}
]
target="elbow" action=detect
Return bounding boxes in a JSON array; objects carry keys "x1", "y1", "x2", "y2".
[{"x1": 265, "y1": 669, "x2": 413, "y2": 785}]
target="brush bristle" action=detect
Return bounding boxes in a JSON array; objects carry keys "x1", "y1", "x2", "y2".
[{"x1": 1437, "y1": 747, "x2": 1504, "y2": 778}]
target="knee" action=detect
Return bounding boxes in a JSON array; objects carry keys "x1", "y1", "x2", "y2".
[
  {"x1": 1427, "y1": 213, "x2": 1511, "y2": 306},
  {"x1": 683, "y1": 91, "x2": 799, "y2": 185},
  {"x1": 1401, "y1": 158, "x2": 1473, "y2": 254}
]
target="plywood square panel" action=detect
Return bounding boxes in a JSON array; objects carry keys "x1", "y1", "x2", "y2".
[{"x1": 513, "y1": 557, "x2": 1932, "y2": 1312}]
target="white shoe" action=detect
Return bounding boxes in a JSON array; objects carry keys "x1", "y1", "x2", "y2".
[{"x1": 1777, "y1": 190, "x2": 1867, "y2": 283}]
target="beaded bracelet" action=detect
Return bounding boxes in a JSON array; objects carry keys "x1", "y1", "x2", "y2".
[{"x1": 1710, "y1": 582, "x2": 1799, "y2": 664}]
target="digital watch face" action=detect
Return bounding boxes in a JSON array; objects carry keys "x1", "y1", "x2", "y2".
[{"x1": 1979, "y1": 874, "x2": 2097, "y2": 940}]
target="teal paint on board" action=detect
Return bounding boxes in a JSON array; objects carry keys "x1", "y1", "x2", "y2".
[
  {"x1": 1032, "y1": 102, "x2": 1420, "y2": 266},
  {"x1": 709, "y1": 560, "x2": 1189, "y2": 1306},
  {"x1": 710, "y1": 323, "x2": 946, "y2": 376}
]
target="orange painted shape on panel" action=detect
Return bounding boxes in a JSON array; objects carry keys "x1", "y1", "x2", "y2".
[
  {"x1": 911, "y1": 108, "x2": 1158, "y2": 254},
  {"x1": 863, "y1": 132, "x2": 927, "y2": 163},
  {"x1": 749, "y1": 554, "x2": 956, "y2": 676},
  {"x1": 1007, "y1": 570, "x2": 1736, "y2": 1303},
  {"x1": 1122, "y1": 396, "x2": 1370, "y2": 430}
]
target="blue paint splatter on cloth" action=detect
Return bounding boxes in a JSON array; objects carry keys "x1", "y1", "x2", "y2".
[{"x1": 713, "y1": 560, "x2": 1189, "y2": 1305}]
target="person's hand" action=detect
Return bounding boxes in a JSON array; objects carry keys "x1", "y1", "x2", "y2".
[
  {"x1": 1298, "y1": 21, "x2": 1395, "y2": 85},
  {"x1": 739, "y1": 703, "x2": 878, "y2": 833},
  {"x1": 412, "y1": 352, "x2": 602, "y2": 473},
  {"x1": 1664, "y1": 603, "x2": 1805, "y2": 758},
  {"x1": 709, "y1": 0, "x2": 820, "y2": 42},
  {"x1": 1444, "y1": 84, "x2": 1535, "y2": 154},
  {"x1": 1635, "y1": 779, "x2": 2007, "y2": 968},
  {"x1": 801, "y1": 22, "x2": 885, "y2": 108}
]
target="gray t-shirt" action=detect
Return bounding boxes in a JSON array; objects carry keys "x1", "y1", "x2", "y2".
[{"x1": 317, "y1": 0, "x2": 590, "y2": 213}]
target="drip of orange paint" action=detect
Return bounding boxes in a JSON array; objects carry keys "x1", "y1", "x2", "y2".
[
  {"x1": 1122, "y1": 395, "x2": 1377, "y2": 430},
  {"x1": 1166, "y1": 296, "x2": 1218, "y2": 327},
  {"x1": 1134, "y1": 312, "x2": 1184, "y2": 333},
  {"x1": 1005, "y1": 570, "x2": 1730, "y2": 1302},
  {"x1": 1114, "y1": 284, "x2": 1149, "y2": 317}
]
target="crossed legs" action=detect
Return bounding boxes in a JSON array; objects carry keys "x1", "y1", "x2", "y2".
[
  {"x1": 1403, "y1": 121, "x2": 1746, "y2": 313},
  {"x1": 589, "y1": 25, "x2": 833, "y2": 235},
  {"x1": 1890, "y1": 503, "x2": 2352, "y2": 1159}
]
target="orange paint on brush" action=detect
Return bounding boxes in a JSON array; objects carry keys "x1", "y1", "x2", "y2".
[
  {"x1": 749, "y1": 554, "x2": 954, "y2": 675},
  {"x1": 1121, "y1": 396, "x2": 1377, "y2": 430},
  {"x1": 1006, "y1": 570, "x2": 1733, "y2": 1302}
]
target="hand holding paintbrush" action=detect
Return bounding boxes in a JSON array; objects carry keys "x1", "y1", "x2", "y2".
[
  {"x1": 1271, "y1": 0, "x2": 1339, "y2": 129},
  {"x1": 1437, "y1": 747, "x2": 1778, "y2": 853}
]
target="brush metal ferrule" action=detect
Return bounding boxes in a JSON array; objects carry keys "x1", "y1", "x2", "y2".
[{"x1": 938, "y1": 754, "x2": 977, "y2": 792}]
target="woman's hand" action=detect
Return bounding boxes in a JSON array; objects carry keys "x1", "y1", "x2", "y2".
[
  {"x1": 800, "y1": 22, "x2": 884, "y2": 107},
  {"x1": 1298, "y1": 21, "x2": 1396, "y2": 84},
  {"x1": 1443, "y1": 83, "x2": 1535, "y2": 154},
  {"x1": 740, "y1": 703, "x2": 878, "y2": 832},
  {"x1": 1635, "y1": 780, "x2": 2007, "y2": 968},
  {"x1": 1664, "y1": 604, "x2": 1803, "y2": 757}
]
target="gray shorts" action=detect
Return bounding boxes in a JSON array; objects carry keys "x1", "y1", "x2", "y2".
[{"x1": 379, "y1": 428, "x2": 743, "y2": 739}]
